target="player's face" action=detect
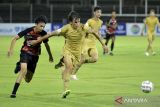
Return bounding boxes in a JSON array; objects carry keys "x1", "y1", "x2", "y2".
[
  {"x1": 36, "y1": 22, "x2": 46, "y2": 32},
  {"x1": 72, "y1": 18, "x2": 80, "y2": 29},
  {"x1": 150, "y1": 11, "x2": 155, "y2": 17},
  {"x1": 94, "y1": 10, "x2": 102, "y2": 18},
  {"x1": 112, "y1": 12, "x2": 116, "y2": 18}
]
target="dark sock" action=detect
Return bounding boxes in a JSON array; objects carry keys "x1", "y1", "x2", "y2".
[
  {"x1": 60, "y1": 57, "x2": 64, "y2": 63},
  {"x1": 105, "y1": 40, "x2": 109, "y2": 46},
  {"x1": 11, "y1": 83, "x2": 20, "y2": 95},
  {"x1": 111, "y1": 42, "x2": 114, "y2": 51}
]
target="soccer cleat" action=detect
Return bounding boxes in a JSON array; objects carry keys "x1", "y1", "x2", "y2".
[
  {"x1": 55, "y1": 62, "x2": 64, "y2": 69},
  {"x1": 10, "y1": 94, "x2": 16, "y2": 98},
  {"x1": 62, "y1": 90, "x2": 70, "y2": 98},
  {"x1": 70, "y1": 75, "x2": 78, "y2": 80},
  {"x1": 14, "y1": 62, "x2": 20, "y2": 74},
  {"x1": 109, "y1": 51, "x2": 114, "y2": 56},
  {"x1": 145, "y1": 52, "x2": 149, "y2": 56}
]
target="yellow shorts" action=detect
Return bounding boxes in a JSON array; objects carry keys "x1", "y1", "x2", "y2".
[
  {"x1": 82, "y1": 39, "x2": 98, "y2": 57},
  {"x1": 63, "y1": 49, "x2": 80, "y2": 67},
  {"x1": 147, "y1": 31, "x2": 155, "y2": 41}
]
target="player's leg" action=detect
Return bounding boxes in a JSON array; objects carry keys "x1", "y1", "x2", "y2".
[
  {"x1": 62, "y1": 55, "x2": 73, "y2": 98},
  {"x1": 10, "y1": 52, "x2": 29, "y2": 98},
  {"x1": 109, "y1": 35, "x2": 116, "y2": 56},
  {"x1": 85, "y1": 48, "x2": 98, "y2": 63},
  {"x1": 150, "y1": 33, "x2": 155, "y2": 55},
  {"x1": 70, "y1": 44, "x2": 87, "y2": 80},
  {"x1": 25, "y1": 55, "x2": 39, "y2": 83},
  {"x1": 146, "y1": 33, "x2": 153, "y2": 56},
  {"x1": 10, "y1": 62, "x2": 27, "y2": 98},
  {"x1": 71, "y1": 54, "x2": 85, "y2": 80},
  {"x1": 104, "y1": 33, "x2": 110, "y2": 54},
  {"x1": 55, "y1": 56, "x2": 64, "y2": 69},
  {"x1": 14, "y1": 61, "x2": 21, "y2": 74}
]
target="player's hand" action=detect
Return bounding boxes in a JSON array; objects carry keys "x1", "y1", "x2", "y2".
[
  {"x1": 7, "y1": 50, "x2": 13, "y2": 57},
  {"x1": 103, "y1": 45, "x2": 108, "y2": 54},
  {"x1": 49, "y1": 56, "x2": 54, "y2": 63}
]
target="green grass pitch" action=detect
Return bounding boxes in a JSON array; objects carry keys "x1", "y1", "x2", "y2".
[{"x1": 0, "y1": 36, "x2": 160, "y2": 107}]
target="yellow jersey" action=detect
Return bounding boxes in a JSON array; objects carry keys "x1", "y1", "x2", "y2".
[
  {"x1": 84, "y1": 18, "x2": 103, "y2": 46},
  {"x1": 145, "y1": 16, "x2": 159, "y2": 33},
  {"x1": 59, "y1": 23, "x2": 87, "y2": 60}
]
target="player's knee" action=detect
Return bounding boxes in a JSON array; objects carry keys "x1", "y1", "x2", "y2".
[
  {"x1": 92, "y1": 56, "x2": 98, "y2": 62},
  {"x1": 66, "y1": 65, "x2": 73, "y2": 71}
]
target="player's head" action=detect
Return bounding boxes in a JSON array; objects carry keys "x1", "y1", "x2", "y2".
[
  {"x1": 111, "y1": 11, "x2": 116, "y2": 18},
  {"x1": 149, "y1": 9, "x2": 155, "y2": 16},
  {"x1": 93, "y1": 6, "x2": 102, "y2": 18},
  {"x1": 68, "y1": 11, "x2": 81, "y2": 29},
  {"x1": 34, "y1": 15, "x2": 47, "y2": 32}
]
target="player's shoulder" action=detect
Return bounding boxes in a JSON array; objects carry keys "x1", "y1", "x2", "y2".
[
  {"x1": 24, "y1": 27, "x2": 34, "y2": 32},
  {"x1": 39, "y1": 30, "x2": 47, "y2": 36},
  {"x1": 62, "y1": 24, "x2": 70, "y2": 29}
]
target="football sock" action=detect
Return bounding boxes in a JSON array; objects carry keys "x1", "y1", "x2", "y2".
[
  {"x1": 11, "y1": 83, "x2": 20, "y2": 95},
  {"x1": 111, "y1": 42, "x2": 114, "y2": 51}
]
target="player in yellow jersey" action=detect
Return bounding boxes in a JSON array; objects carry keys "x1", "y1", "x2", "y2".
[
  {"x1": 141, "y1": 9, "x2": 160, "y2": 56},
  {"x1": 28, "y1": 11, "x2": 107, "y2": 98},
  {"x1": 70, "y1": 6, "x2": 107, "y2": 79},
  {"x1": 83, "y1": 6, "x2": 103, "y2": 62},
  {"x1": 54, "y1": 6, "x2": 107, "y2": 80}
]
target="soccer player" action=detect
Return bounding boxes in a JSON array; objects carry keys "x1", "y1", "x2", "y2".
[
  {"x1": 104, "y1": 11, "x2": 117, "y2": 56},
  {"x1": 8, "y1": 16, "x2": 53, "y2": 98},
  {"x1": 141, "y1": 9, "x2": 160, "y2": 56},
  {"x1": 70, "y1": 6, "x2": 108, "y2": 79},
  {"x1": 55, "y1": 6, "x2": 108, "y2": 80},
  {"x1": 54, "y1": 6, "x2": 107, "y2": 80},
  {"x1": 28, "y1": 11, "x2": 107, "y2": 98}
]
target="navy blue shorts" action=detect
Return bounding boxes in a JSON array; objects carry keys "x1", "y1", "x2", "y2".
[{"x1": 18, "y1": 51, "x2": 39, "y2": 73}]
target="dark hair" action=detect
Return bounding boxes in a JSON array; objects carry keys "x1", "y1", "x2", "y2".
[
  {"x1": 34, "y1": 15, "x2": 47, "y2": 24},
  {"x1": 68, "y1": 11, "x2": 80, "y2": 22},
  {"x1": 93, "y1": 6, "x2": 101, "y2": 12}
]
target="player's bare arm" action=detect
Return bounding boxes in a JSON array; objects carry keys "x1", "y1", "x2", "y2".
[
  {"x1": 8, "y1": 35, "x2": 20, "y2": 57},
  {"x1": 28, "y1": 30, "x2": 60, "y2": 46}
]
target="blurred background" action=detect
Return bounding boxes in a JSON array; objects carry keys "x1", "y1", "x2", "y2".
[
  {"x1": 0, "y1": 0, "x2": 160, "y2": 36},
  {"x1": 0, "y1": 0, "x2": 160, "y2": 23}
]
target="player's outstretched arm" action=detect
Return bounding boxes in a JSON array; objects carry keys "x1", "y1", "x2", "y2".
[
  {"x1": 91, "y1": 30, "x2": 108, "y2": 53},
  {"x1": 28, "y1": 30, "x2": 60, "y2": 46},
  {"x1": 7, "y1": 35, "x2": 20, "y2": 57}
]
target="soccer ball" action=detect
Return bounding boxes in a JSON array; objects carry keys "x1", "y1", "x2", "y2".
[{"x1": 141, "y1": 80, "x2": 153, "y2": 93}]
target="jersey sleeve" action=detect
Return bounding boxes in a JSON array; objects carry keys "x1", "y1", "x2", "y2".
[
  {"x1": 17, "y1": 28, "x2": 32, "y2": 38},
  {"x1": 40, "y1": 30, "x2": 49, "y2": 43},
  {"x1": 84, "y1": 19, "x2": 91, "y2": 30},
  {"x1": 58, "y1": 25, "x2": 68, "y2": 36}
]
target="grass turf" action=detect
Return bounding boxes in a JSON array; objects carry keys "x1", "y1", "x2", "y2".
[{"x1": 0, "y1": 36, "x2": 160, "y2": 107}]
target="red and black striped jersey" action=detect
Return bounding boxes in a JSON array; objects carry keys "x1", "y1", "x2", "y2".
[
  {"x1": 18, "y1": 27, "x2": 48, "y2": 56},
  {"x1": 107, "y1": 18, "x2": 117, "y2": 34}
]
